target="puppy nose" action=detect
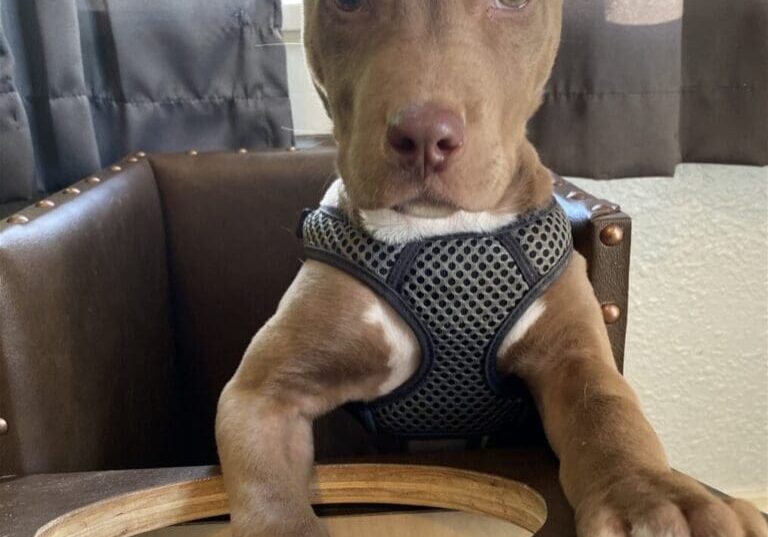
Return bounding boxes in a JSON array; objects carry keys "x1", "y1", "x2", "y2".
[{"x1": 386, "y1": 104, "x2": 465, "y2": 175}]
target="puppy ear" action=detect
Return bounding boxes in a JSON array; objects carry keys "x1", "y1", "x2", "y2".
[{"x1": 313, "y1": 81, "x2": 334, "y2": 120}]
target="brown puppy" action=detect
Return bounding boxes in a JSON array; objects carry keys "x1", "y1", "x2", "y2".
[{"x1": 216, "y1": 1, "x2": 768, "y2": 536}]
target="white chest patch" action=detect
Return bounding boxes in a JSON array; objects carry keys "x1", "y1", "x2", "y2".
[
  {"x1": 359, "y1": 208, "x2": 518, "y2": 245},
  {"x1": 320, "y1": 178, "x2": 345, "y2": 208},
  {"x1": 497, "y1": 299, "x2": 547, "y2": 358},
  {"x1": 363, "y1": 301, "x2": 420, "y2": 397},
  {"x1": 319, "y1": 179, "x2": 518, "y2": 245}
]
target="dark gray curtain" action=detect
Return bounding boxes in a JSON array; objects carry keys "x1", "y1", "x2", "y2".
[
  {"x1": 0, "y1": 0, "x2": 292, "y2": 204},
  {"x1": 532, "y1": 0, "x2": 767, "y2": 179}
]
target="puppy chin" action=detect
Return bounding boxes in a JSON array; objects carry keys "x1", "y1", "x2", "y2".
[{"x1": 322, "y1": 178, "x2": 518, "y2": 245}]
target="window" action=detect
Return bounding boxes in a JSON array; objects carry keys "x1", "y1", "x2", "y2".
[
  {"x1": 282, "y1": 0, "x2": 332, "y2": 135},
  {"x1": 282, "y1": 0, "x2": 303, "y2": 33}
]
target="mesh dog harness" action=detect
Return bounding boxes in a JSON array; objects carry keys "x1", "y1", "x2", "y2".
[{"x1": 300, "y1": 198, "x2": 573, "y2": 438}]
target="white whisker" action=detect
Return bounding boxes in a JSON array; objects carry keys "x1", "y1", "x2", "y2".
[
  {"x1": 279, "y1": 126, "x2": 329, "y2": 135},
  {"x1": 250, "y1": 42, "x2": 305, "y2": 49}
]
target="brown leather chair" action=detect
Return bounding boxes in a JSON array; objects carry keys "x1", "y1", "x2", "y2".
[{"x1": 0, "y1": 149, "x2": 632, "y2": 536}]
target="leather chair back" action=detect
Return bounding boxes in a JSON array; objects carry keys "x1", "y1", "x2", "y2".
[
  {"x1": 0, "y1": 163, "x2": 176, "y2": 474},
  {"x1": 0, "y1": 149, "x2": 630, "y2": 474}
]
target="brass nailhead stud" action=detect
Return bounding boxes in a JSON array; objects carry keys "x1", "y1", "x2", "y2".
[
  {"x1": 238, "y1": 148, "x2": 248, "y2": 154},
  {"x1": 110, "y1": 165, "x2": 122, "y2": 172},
  {"x1": 600, "y1": 224, "x2": 625, "y2": 246},
  {"x1": 136, "y1": 151, "x2": 147, "y2": 158},
  {"x1": 6, "y1": 214, "x2": 29, "y2": 225},
  {"x1": 188, "y1": 150, "x2": 199, "y2": 156},
  {"x1": 63, "y1": 187, "x2": 81, "y2": 195},
  {"x1": 35, "y1": 200, "x2": 56, "y2": 208},
  {"x1": 602, "y1": 303, "x2": 622, "y2": 325},
  {"x1": 0, "y1": 418, "x2": 8, "y2": 435},
  {"x1": 85, "y1": 176, "x2": 101, "y2": 184},
  {"x1": 567, "y1": 191, "x2": 586, "y2": 200},
  {"x1": 128, "y1": 157, "x2": 139, "y2": 163}
]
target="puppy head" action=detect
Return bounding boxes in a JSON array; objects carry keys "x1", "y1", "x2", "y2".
[{"x1": 303, "y1": 0, "x2": 563, "y2": 216}]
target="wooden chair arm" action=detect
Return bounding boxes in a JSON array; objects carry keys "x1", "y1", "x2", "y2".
[
  {"x1": 2, "y1": 448, "x2": 763, "y2": 537},
  {"x1": 1, "y1": 448, "x2": 565, "y2": 537}
]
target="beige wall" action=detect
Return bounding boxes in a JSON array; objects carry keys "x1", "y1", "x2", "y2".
[
  {"x1": 281, "y1": 1, "x2": 768, "y2": 508},
  {"x1": 570, "y1": 167, "x2": 768, "y2": 508}
]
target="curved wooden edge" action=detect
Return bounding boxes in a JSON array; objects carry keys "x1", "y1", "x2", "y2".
[{"x1": 34, "y1": 464, "x2": 547, "y2": 537}]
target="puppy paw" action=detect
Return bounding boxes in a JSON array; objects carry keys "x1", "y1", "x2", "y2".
[
  {"x1": 230, "y1": 514, "x2": 330, "y2": 537},
  {"x1": 576, "y1": 471, "x2": 768, "y2": 537}
]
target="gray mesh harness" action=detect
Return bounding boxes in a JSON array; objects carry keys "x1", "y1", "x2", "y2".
[{"x1": 300, "y1": 198, "x2": 573, "y2": 438}]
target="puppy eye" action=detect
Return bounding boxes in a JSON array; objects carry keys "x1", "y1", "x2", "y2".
[
  {"x1": 335, "y1": 0, "x2": 363, "y2": 11},
  {"x1": 497, "y1": 0, "x2": 530, "y2": 9}
]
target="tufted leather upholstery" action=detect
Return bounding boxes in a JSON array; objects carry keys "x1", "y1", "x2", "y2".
[{"x1": 0, "y1": 149, "x2": 631, "y2": 475}]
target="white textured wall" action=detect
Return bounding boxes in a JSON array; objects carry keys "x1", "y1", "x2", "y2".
[
  {"x1": 570, "y1": 166, "x2": 768, "y2": 505},
  {"x1": 282, "y1": 2, "x2": 768, "y2": 506}
]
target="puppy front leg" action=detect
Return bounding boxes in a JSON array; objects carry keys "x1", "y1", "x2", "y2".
[
  {"x1": 504, "y1": 255, "x2": 767, "y2": 537},
  {"x1": 216, "y1": 262, "x2": 418, "y2": 537},
  {"x1": 217, "y1": 384, "x2": 322, "y2": 536},
  {"x1": 534, "y1": 352, "x2": 766, "y2": 536}
]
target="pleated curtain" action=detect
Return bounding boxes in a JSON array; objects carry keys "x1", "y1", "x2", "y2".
[
  {"x1": 0, "y1": 0, "x2": 293, "y2": 204},
  {"x1": 532, "y1": 0, "x2": 767, "y2": 179}
]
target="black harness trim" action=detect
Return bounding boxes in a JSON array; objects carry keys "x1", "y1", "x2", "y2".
[{"x1": 300, "y1": 197, "x2": 573, "y2": 438}]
